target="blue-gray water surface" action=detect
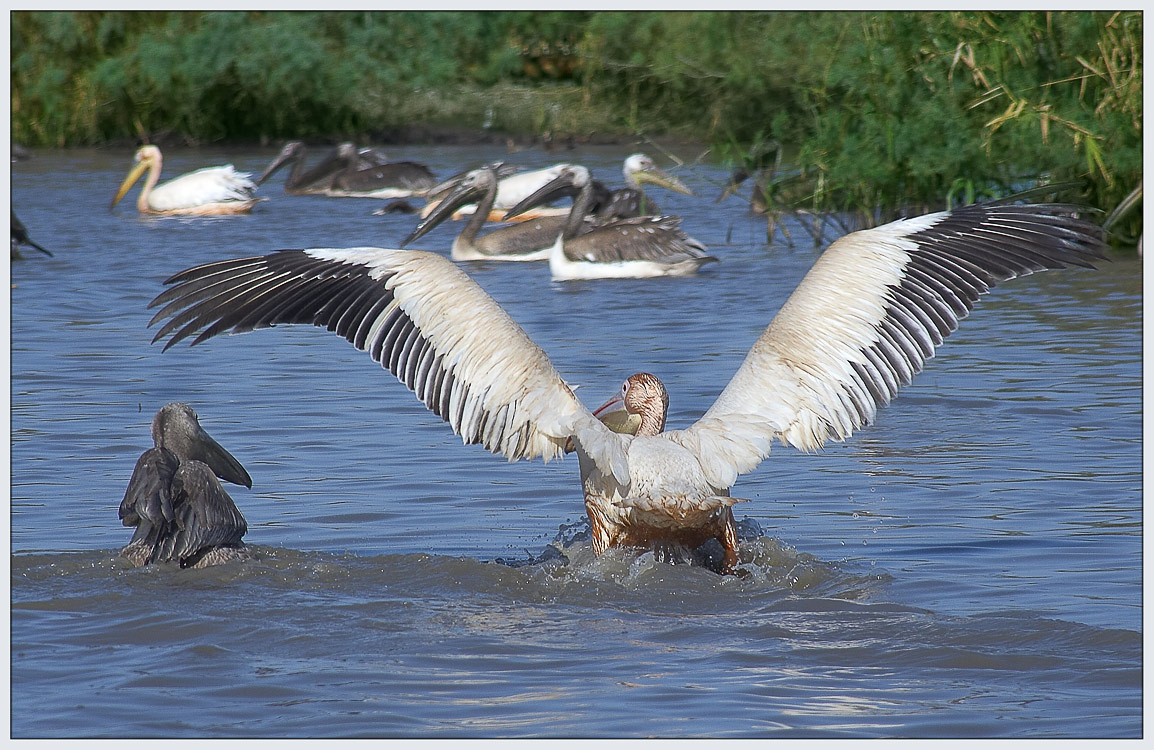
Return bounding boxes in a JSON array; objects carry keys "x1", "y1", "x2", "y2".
[{"x1": 10, "y1": 145, "x2": 1142, "y2": 738}]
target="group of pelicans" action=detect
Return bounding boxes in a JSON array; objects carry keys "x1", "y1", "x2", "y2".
[
  {"x1": 105, "y1": 141, "x2": 1107, "y2": 574},
  {"x1": 108, "y1": 142, "x2": 718, "y2": 280}
]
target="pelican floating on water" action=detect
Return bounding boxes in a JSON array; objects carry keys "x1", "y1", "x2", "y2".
[
  {"x1": 110, "y1": 146, "x2": 263, "y2": 216},
  {"x1": 506, "y1": 164, "x2": 717, "y2": 280},
  {"x1": 403, "y1": 166, "x2": 576, "y2": 261},
  {"x1": 599, "y1": 153, "x2": 693, "y2": 220},
  {"x1": 404, "y1": 157, "x2": 698, "y2": 263},
  {"x1": 324, "y1": 143, "x2": 437, "y2": 199},
  {"x1": 146, "y1": 191, "x2": 1103, "y2": 572},
  {"x1": 257, "y1": 141, "x2": 355, "y2": 195},
  {"x1": 119, "y1": 403, "x2": 252, "y2": 569},
  {"x1": 421, "y1": 163, "x2": 577, "y2": 222}
]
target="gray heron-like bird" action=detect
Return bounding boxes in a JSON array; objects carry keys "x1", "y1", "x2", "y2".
[
  {"x1": 119, "y1": 403, "x2": 252, "y2": 569},
  {"x1": 145, "y1": 189, "x2": 1103, "y2": 573}
]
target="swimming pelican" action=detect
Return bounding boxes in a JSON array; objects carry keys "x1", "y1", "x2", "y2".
[
  {"x1": 110, "y1": 145, "x2": 263, "y2": 216},
  {"x1": 325, "y1": 143, "x2": 437, "y2": 199},
  {"x1": 146, "y1": 191, "x2": 1103, "y2": 572},
  {"x1": 420, "y1": 163, "x2": 577, "y2": 222},
  {"x1": 599, "y1": 153, "x2": 693, "y2": 220},
  {"x1": 257, "y1": 141, "x2": 354, "y2": 195},
  {"x1": 119, "y1": 403, "x2": 252, "y2": 569},
  {"x1": 404, "y1": 157, "x2": 696, "y2": 262},
  {"x1": 505, "y1": 165, "x2": 717, "y2": 280},
  {"x1": 11, "y1": 212, "x2": 52, "y2": 258},
  {"x1": 403, "y1": 166, "x2": 578, "y2": 261}
]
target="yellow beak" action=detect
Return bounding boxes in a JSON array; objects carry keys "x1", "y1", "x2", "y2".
[{"x1": 110, "y1": 160, "x2": 149, "y2": 210}]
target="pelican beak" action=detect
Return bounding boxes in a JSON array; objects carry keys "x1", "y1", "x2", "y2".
[
  {"x1": 193, "y1": 427, "x2": 253, "y2": 489},
  {"x1": 257, "y1": 148, "x2": 295, "y2": 186},
  {"x1": 592, "y1": 394, "x2": 641, "y2": 435},
  {"x1": 110, "y1": 160, "x2": 149, "y2": 211},
  {"x1": 634, "y1": 166, "x2": 693, "y2": 197},
  {"x1": 502, "y1": 172, "x2": 576, "y2": 221},
  {"x1": 157, "y1": 403, "x2": 253, "y2": 488},
  {"x1": 401, "y1": 175, "x2": 486, "y2": 247}
]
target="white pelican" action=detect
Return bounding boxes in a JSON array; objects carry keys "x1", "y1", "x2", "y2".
[
  {"x1": 599, "y1": 153, "x2": 693, "y2": 220},
  {"x1": 257, "y1": 141, "x2": 353, "y2": 195},
  {"x1": 324, "y1": 143, "x2": 438, "y2": 199},
  {"x1": 420, "y1": 163, "x2": 577, "y2": 222},
  {"x1": 110, "y1": 145, "x2": 263, "y2": 216},
  {"x1": 146, "y1": 191, "x2": 1103, "y2": 572},
  {"x1": 119, "y1": 403, "x2": 252, "y2": 569},
  {"x1": 505, "y1": 165, "x2": 717, "y2": 280},
  {"x1": 11, "y1": 212, "x2": 52, "y2": 259}
]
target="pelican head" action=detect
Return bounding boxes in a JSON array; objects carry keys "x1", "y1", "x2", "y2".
[
  {"x1": 595, "y1": 373, "x2": 669, "y2": 437},
  {"x1": 110, "y1": 145, "x2": 162, "y2": 211},
  {"x1": 622, "y1": 153, "x2": 693, "y2": 196},
  {"x1": 402, "y1": 167, "x2": 501, "y2": 247},
  {"x1": 501, "y1": 165, "x2": 590, "y2": 221},
  {"x1": 257, "y1": 141, "x2": 304, "y2": 185},
  {"x1": 152, "y1": 402, "x2": 252, "y2": 488}
]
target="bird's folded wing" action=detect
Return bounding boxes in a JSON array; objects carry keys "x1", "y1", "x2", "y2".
[
  {"x1": 166, "y1": 461, "x2": 248, "y2": 560},
  {"x1": 672, "y1": 201, "x2": 1104, "y2": 490}
]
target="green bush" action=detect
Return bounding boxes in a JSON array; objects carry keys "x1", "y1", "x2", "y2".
[{"x1": 10, "y1": 11, "x2": 1141, "y2": 241}]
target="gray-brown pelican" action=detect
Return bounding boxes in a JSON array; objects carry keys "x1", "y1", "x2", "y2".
[
  {"x1": 257, "y1": 141, "x2": 353, "y2": 195},
  {"x1": 403, "y1": 166, "x2": 575, "y2": 261},
  {"x1": 119, "y1": 403, "x2": 252, "y2": 569},
  {"x1": 325, "y1": 143, "x2": 437, "y2": 199},
  {"x1": 403, "y1": 157, "x2": 695, "y2": 262},
  {"x1": 419, "y1": 163, "x2": 577, "y2": 222},
  {"x1": 505, "y1": 165, "x2": 717, "y2": 280},
  {"x1": 146, "y1": 191, "x2": 1103, "y2": 572},
  {"x1": 11, "y1": 212, "x2": 52, "y2": 258},
  {"x1": 110, "y1": 146, "x2": 263, "y2": 216}
]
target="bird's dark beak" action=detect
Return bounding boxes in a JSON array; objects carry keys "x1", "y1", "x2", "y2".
[
  {"x1": 256, "y1": 148, "x2": 295, "y2": 186},
  {"x1": 401, "y1": 177, "x2": 486, "y2": 247},
  {"x1": 502, "y1": 173, "x2": 576, "y2": 222}
]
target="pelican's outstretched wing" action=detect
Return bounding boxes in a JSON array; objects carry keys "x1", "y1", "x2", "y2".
[
  {"x1": 671, "y1": 199, "x2": 1105, "y2": 489},
  {"x1": 148, "y1": 248, "x2": 628, "y2": 481}
]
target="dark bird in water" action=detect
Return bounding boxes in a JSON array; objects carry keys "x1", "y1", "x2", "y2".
[
  {"x1": 119, "y1": 403, "x2": 252, "y2": 569},
  {"x1": 11, "y1": 212, "x2": 53, "y2": 259},
  {"x1": 256, "y1": 141, "x2": 373, "y2": 195},
  {"x1": 325, "y1": 143, "x2": 438, "y2": 199}
]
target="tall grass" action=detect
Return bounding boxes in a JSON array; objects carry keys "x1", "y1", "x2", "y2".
[{"x1": 11, "y1": 11, "x2": 1141, "y2": 242}]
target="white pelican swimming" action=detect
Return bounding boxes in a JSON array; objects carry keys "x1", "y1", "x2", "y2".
[
  {"x1": 505, "y1": 164, "x2": 717, "y2": 280},
  {"x1": 119, "y1": 403, "x2": 252, "y2": 568},
  {"x1": 420, "y1": 163, "x2": 577, "y2": 222},
  {"x1": 599, "y1": 153, "x2": 693, "y2": 220},
  {"x1": 147, "y1": 193, "x2": 1103, "y2": 572},
  {"x1": 110, "y1": 145, "x2": 263, "y2": 216}
]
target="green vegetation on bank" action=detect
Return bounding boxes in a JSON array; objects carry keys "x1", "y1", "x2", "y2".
[{"x1": 11, "y1": 11, "x2": 1141, "y2": 242}]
